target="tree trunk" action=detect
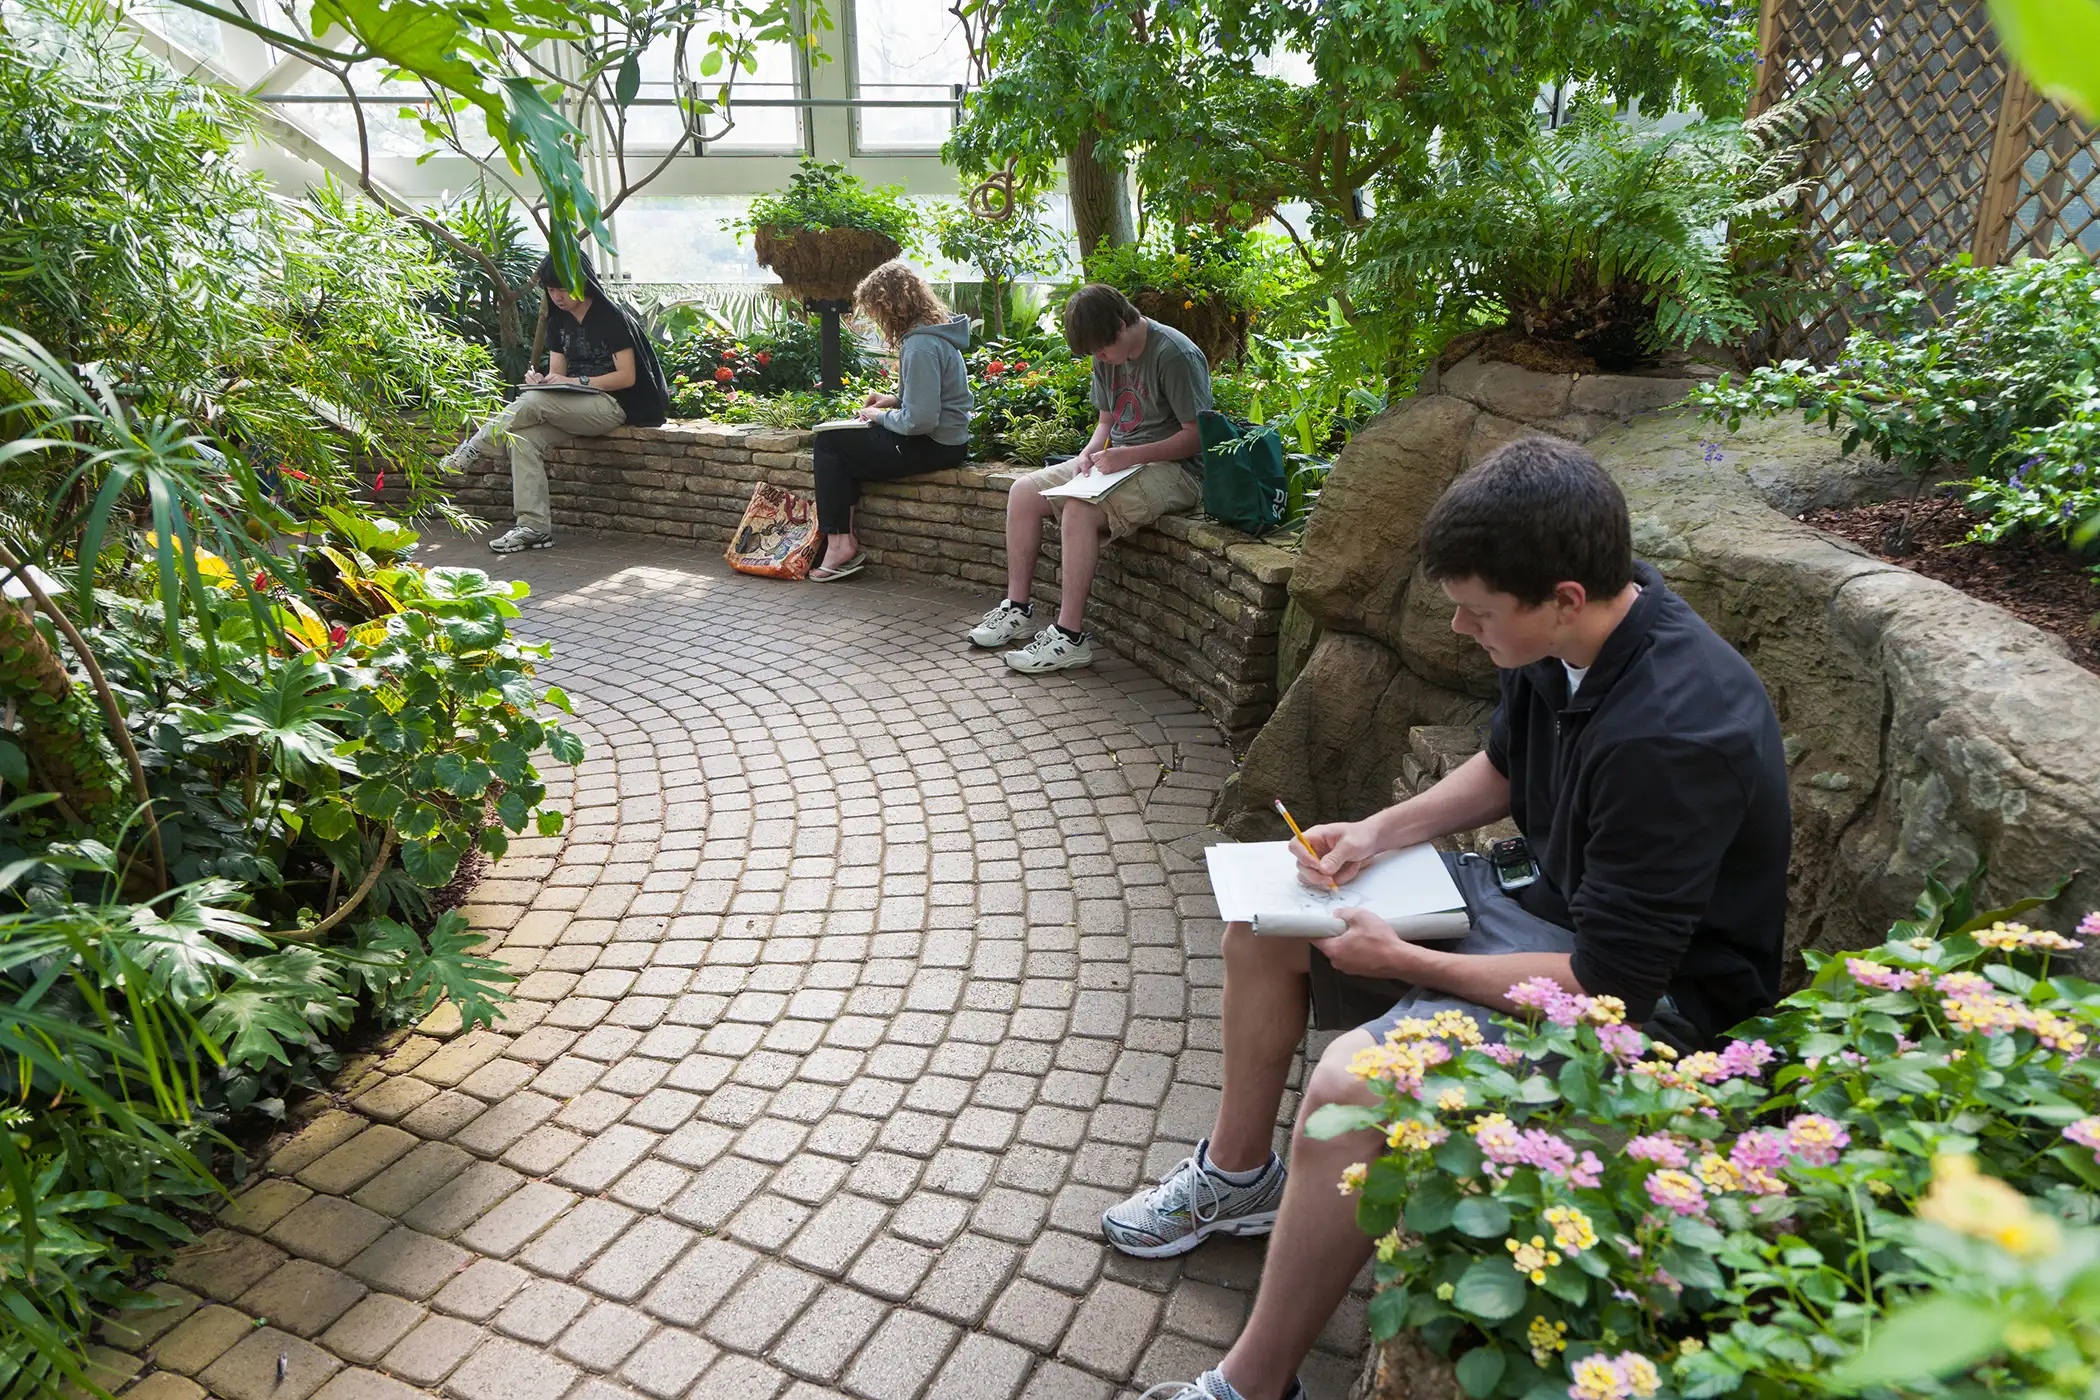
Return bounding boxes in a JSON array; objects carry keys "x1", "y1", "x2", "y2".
[
  {"x1": 0, "y1": 600, "x2": 121, "y2": 823},
  {"x1": 1067, "y1": 133, "x2": 1136, "y2": 271},
  {"x1": 987, "y1": 274, "x2": 1007, "y2": 341}
]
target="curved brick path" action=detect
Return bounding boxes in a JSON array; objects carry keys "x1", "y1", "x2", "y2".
[{"x1": 110, "y1": 535, "x2": 1369, "y2": 1400}]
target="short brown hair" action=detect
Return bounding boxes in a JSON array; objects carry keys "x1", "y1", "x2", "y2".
[
  {"x1": 1062, "y1": 284, "x2": 1141, "y2": 355},
  {"x1": 854, "y1": 261, "x2": 948, "y2": 345},
  {"x1": 1419, "y1": 436, "x2": 1634, "y2": 606}
]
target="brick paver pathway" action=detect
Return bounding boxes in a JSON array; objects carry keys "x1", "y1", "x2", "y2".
[{"x1": 109, "y1": 535, "x2": 1369, "y2": 1400}]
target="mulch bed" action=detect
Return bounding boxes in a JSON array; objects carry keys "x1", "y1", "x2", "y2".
[{"x1": 1799, "y1": 492, "x2": 2100, "y2": 677}]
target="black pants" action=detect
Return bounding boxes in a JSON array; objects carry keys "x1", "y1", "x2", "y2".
[{"x1": 812, "y1": 424, "x2": 968, "y2": 534}]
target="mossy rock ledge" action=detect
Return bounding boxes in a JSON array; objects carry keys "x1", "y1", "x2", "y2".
[{"x1": 1219, "y1": 350, "x2": 2100, "y2": 992}]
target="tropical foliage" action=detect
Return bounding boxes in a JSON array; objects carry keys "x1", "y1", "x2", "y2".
[
  {"x1": 0, "y1": 8, "x2": 576, "y2": 1391},
  {"x1": 1323, "y1": 873, "x2": 2100, "y2": 1399},
  {"x1": 1349, "y1": 89, "x2": 1842, "y2": 369},
  {"x1": 727, "y1": 159, "x2": 920, "y2": 244},
  {"x1": 1693, "y1": 244, "x2": 2100, "y2": 557}
]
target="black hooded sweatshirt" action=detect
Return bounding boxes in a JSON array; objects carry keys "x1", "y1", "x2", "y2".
[
  {"x1": 545, "y1": 267, "x2": 660, "y2": 426},
  {"x1": 1485, "y1": 562, "x2": 1791, "y2": 1044}
]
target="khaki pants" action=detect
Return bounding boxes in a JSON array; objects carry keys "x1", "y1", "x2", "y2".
[{"x1": 457, "y1": 389, "x2": 626, "y2": 534}]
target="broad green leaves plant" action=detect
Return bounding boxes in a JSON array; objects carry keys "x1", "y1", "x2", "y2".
[
  {"x1": 1326, "y1": 874, "x2": 2100, "y2": 1399},
  {"x1": 726, "y1": 159, "x2": 920, "y2": 245},
  {"x1": 1693, "y1": 243, "x2": 2100, "y2": 557}
]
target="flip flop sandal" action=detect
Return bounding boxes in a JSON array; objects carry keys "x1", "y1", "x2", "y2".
[{"x1": 809, "y1": 557, "x2": 866, "y2": 582}]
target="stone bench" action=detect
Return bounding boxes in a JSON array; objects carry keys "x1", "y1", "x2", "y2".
[{"x1": 437, "y1": 422, "x2": 1299, "y2": 740}]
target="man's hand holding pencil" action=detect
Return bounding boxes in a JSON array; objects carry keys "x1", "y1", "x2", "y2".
[{"x1": 1274, "y1": 801, "x2": 1383, "y2": 889}]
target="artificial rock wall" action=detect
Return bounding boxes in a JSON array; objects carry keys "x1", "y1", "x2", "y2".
[
  {"x1": 1218, "y1": 353, "x2": 2100, "y2": 963},
  {"x1": 442, "y1": 425, "x2": 1296, "y2": 740}
]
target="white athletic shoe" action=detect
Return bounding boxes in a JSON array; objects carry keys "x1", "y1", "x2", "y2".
[
  {"x1": 1102, "y1": 1138, "x2": 1287, "y2": 1257},
  {"x1": 1004, "y1": 625, "x2": 1093, "y2": 673},
  {"x1": 968, "y1": 600, "x2": 1037, "y2": 648},
  {"x1": 489, "y1": 525, "x2": 554, "y2": 554}
]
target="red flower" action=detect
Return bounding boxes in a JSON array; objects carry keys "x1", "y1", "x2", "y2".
[
  {"x1": 986, "y1": 360, "x2": 1007, "y2": 376},
  {"x1": 328, "y1": 625, "x2": 348, "y2": 648},
  {"x1": 374, "y1": 470, "x2": 386, "y2": 491},
  {"x1": 714, "y1": 367, "x2": 734, "y2": 383},
  {"x1": 252, "y1": 570, "x2": 269, "y2": 591},
  {"x1": 1015, "y1": 362, "x2": 1029, "y2": 372},
  {"x1": 284, "y1": 468, "x2": 310, "y2": 481},
  {"x1": 757, "y1": 352, "x2": 772, "y2": 367}
]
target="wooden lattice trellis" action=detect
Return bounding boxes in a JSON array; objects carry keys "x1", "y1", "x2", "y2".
[{"x1": 1751, "y1": 0, "x2": 2100, "y2": 360}]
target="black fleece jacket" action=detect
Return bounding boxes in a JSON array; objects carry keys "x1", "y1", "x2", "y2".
[{"x1": 1485, "y1": 562, "x2": 1791, "y2": 1043}]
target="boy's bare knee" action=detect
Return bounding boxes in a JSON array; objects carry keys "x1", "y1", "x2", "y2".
[
  {"x1": 1223, "y1": 920, "x2": 1309, "y2": 978},
  {"x1": 1303, "y1": 1028, "x2": 1380, "y2": 1115}
]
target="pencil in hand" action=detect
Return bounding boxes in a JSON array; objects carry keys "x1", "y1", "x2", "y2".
[{"x1": 1274, "y1": 799, "x2": 1339, "y2": 892}]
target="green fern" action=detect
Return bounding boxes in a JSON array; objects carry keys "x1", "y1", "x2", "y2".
[{"x1": 1350, "y1": 81, "x2": 1853, "y2": 367}]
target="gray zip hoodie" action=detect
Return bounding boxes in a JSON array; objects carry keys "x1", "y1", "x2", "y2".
[{"x1": 879, "y1": 315, "x2": 974, "y2": 446}]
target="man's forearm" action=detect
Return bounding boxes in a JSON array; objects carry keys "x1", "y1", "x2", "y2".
[
  {"x1": 1117, "y1": 426, "x2": 1201, "y2": 467},
  {"x1": 1371, "y1": 751, "x2": 1511, "y2": 850},
  {"x1": 1397, "y1": 949, "x2": 1582, "y2": 1012}
]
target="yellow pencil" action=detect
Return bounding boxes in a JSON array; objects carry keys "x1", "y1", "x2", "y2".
[{"x1": 1274, "y1": 798, "x2": 1339, "y2": 892}]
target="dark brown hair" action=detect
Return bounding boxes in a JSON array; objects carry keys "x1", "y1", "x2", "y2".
[
  {"x1": 1419, "y1": 436, "x2": 1634, "y2": 606},
  {"x1": 1062, "y1": 283, "x2": 1141, "y2": 355}
]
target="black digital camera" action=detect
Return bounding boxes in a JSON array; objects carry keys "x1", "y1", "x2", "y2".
[{"x1": 1487, "y1": 835, "x2": 1539, "y2": 892}]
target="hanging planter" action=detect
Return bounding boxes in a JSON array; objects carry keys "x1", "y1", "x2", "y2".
[
  {"x1": 1132, "y1": 289, "x2": 1249, "y2": 366},
  {"x1": 751, "y1": 225, "x2": 903, "y2": 307}
]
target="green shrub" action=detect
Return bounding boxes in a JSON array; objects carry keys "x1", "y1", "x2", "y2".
[
  {"x1": 664, "y1": 318, "x2": 871, "y2": 400},
  {"x1": 1694, "y1": 243, "x2": 2100, "y2": 556},
  {"x1": 932, "y1": 192, "x2": 1066, "y2": 341},
  {"x1": 967, "y1": 342, "x2": 1093, "y2": 461},
  {"x1": 0, "y1": 10, "x2": 499, "y2": 520},
  {"x1": 1082, "y1": 227, "x2": 1302, "y2": 319},
  {"x1": 1326, "y1": 872, "x2": 2100, "y2": 1398},
  {"x1": 728, "y1": 160, "x2": 919, "y2": 244},
  {"x1": 1351, "y1": 90, "x2": 1841, "y2": 368}
]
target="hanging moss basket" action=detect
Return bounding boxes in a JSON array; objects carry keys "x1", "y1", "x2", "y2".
[
  {"x1": 752, "y1": 226, "x2": 903, "y2": 306},
  {"x1": 1133, "y1": 290, "x2": 1248, "y2": 366}
]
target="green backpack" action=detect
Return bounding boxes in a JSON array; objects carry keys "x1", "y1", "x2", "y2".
[{"x1": 1197, "y1": 409, "x2": 1288, "y2": 536}]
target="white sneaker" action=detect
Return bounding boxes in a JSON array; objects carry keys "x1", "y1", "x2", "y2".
[
  {"x1": 1102, "y1": 1138, "x2": 1286, "y2": 1257},
  {"x1": 968, "y1": 600, "x2": 1037, "y2": 648},
  {"x1": 489, "y1": 525, "x2": 553, "y2": 553},
  {"x1": 1004, "y1": 625, "x2": 1093, "y2": 673}
]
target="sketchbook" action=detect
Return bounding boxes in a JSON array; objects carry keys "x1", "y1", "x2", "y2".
[
  {"x1": 812, "y1": 418, "x2": 871, "y2": 432},
  {"x1": 523, "y1": 382, "x2": 609, "y2": 395},
  {"x1": 1204, "y1": 840, "x2": 1471, "y2": 939},
  {"x1": 1039, "y1": 464, "x2": 1141, "y2": 502}
]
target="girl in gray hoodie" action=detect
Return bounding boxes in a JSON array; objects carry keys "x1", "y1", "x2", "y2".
[{"x1": 809, "y1": 261, "x2": 974, "y2": 581}]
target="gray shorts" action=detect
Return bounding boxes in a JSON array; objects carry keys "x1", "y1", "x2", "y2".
[{"x1": 1308, "y1": 852, "x2": 1578, "y2": 1044}]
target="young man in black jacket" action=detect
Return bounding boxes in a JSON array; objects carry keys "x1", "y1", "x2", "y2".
[{"x1": 1118, "y1": 436, "x2": 1792, "y2": 1400}]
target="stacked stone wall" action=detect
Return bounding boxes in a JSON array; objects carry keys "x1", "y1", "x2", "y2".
[{"x1": 440, "y1": 423, "x2": 1295, "y2": 739}]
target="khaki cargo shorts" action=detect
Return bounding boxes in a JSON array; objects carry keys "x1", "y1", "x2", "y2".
[{"x1": 1021, "y1": 457, "x2": 1201, "y2": 540}]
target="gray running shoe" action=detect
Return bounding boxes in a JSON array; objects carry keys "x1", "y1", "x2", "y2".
[
  {"x1": 1137, "y1": 1369, "x2": 1306, "y2": 1400},
  {"x1": 489, "y1": 525, "x2": 554, "y2": 554},
  {"x1": 1102, "y1": 1138, "x2": 1285, "y2": 1258}
]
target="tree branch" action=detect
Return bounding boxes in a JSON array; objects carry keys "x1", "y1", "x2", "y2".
[
  {"x1": 0, "y1": 547, "x2": 167, "y2": 892},
  {"x1": 275, "y1": 827, "x2": 396, "y2": 943}
]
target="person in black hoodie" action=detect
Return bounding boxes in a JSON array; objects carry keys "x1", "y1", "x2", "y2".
[
  {"x1": 445, "y1": 253, "x2": 659, "y2": 554},
  {"x1": 1108, "y1": 435, "x2": 1792, "y2": 1400}
]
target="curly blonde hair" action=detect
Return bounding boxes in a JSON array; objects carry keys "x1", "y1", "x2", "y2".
[{"x1": 854, "y1": 261, "x2": 949, "y2": 345}]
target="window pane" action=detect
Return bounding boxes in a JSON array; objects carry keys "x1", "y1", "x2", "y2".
[
  {"x1": 129, "y1": 0, "x2": 224, "y2": 61},
  {"x1": 272, "y1": 60, "x2": 446, "y2": 162},
  {"x1": 613, "y1": 196, "x2": 774, "y2": 282},
  {"x1": 625, "y1": 34, "x2": 803, "y2": 154},
  {"x1": 853, "y1": 0, "x2": 967, "y2": 150}
]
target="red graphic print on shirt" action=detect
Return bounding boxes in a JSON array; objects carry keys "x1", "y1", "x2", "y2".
[{"x1": 1111, "y1": 377, "x2": 1148, "y2": 435}]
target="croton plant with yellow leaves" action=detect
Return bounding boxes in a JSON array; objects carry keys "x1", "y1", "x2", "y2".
[{"x1": 1310, "y1": 871, "x2": 2100, "y2": 1399}]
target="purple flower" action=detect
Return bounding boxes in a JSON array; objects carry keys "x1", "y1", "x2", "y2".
[
  {"x1": 1626, "y1": 1134, "x2": 1689, "y2": 1168},
  {"x1": 1785, "y1": 1114, "x2": 1850, "y2": 1167}
]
